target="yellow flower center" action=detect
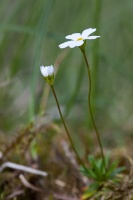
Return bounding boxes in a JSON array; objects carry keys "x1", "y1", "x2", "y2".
[{"x1": 77, "y1": 37, "x2": 83, "y2": 41}]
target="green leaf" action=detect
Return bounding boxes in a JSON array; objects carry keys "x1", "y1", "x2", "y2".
[{"x1": 110, "y1": 167, "x2": 125, "y2": 178}]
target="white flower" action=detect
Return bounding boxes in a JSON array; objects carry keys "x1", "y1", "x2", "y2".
[
  {"x1": 40, "y1": 65, "x2": 54, "y2": 77},
  {"x1": 59, "y1": 28, "x2": 100, "y2": 49},
  {"x1": 40, "y1": 65, "x2": 54, "y2": 85}
]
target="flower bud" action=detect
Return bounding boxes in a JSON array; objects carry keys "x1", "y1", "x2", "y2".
[{"x1": 40, "y1": 65, "x2": 54, "y2": 86}]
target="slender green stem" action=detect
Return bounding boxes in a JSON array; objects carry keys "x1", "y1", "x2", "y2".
[
  {"x1": 81, "y1": 49, "x2": 107, "y2": 172},
  {"x1": 51, "y1": 85, "x2": 88, "y2": 172}
]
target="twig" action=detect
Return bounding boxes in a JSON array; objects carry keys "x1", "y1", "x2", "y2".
[
  {"x1": 7, "y1": 190, "x2": 24, "y2": 199},
  {"x1": 19, "y1": 174, "x2": 43, "y2": 192},
  {"x1": 0, "y1": 161, "x2": 48, "y2": 177}
]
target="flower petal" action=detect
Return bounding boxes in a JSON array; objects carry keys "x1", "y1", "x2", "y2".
[
  {"x1": 47, "y1": 65, "x2": 54, "y2": 76},
  {"x1": 40, "y1": 66, "x2": 48, "y2": 77},
  {"x1": 82, "y1": 28, "x2": 96, "y2": 37},
  {"x1": 69, "y1": 41, "x2": 78, "y2": 48},
  {"x1": 65, "y1": 33, "x2": 81, "y2": 40},
  {"x1": 59, "y1": 41, "x2": 72, "y2": 48},
  {"x1": 86, "y1": 36, "x2": 100, "y2": 40},
  {"x1": 75, "y1": 40, "x2": 84, "y2": 47},
  {"x1": 68, "y1": 40, "x2": 84, "y2": 48}
]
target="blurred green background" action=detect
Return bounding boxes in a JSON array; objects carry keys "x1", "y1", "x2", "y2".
[{"x1": 0, "y1": 0, "x2": 133, "y2": 148}]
